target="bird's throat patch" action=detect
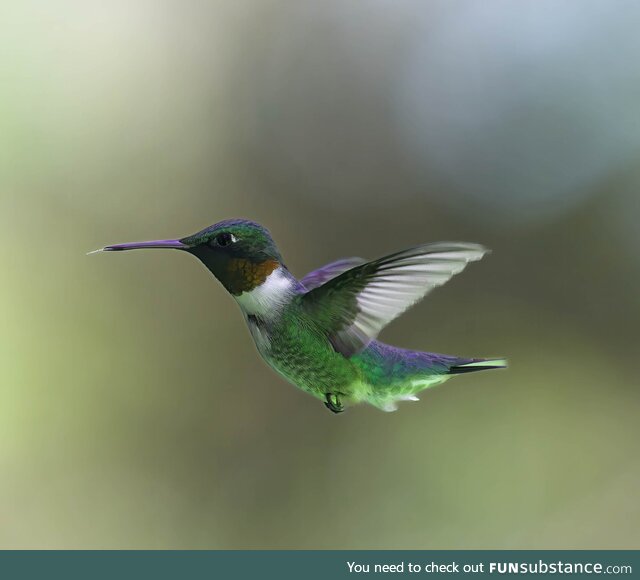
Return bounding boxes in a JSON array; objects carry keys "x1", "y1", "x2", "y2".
[{"x1": 223, "y1": 258, "x2": 281, "y2": 295}]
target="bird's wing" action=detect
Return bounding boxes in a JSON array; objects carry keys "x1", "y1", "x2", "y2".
[
  {"x1": 300, "y1": 242, "x2": 487, "y2": 357},
  {"x1": 300, "y1": 257, "x2": 366, "y2": 290}
]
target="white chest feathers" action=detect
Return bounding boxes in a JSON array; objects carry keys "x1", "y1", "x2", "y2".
[{"x1": 234, "y1": 267, "x2": 294, "y2": 316}]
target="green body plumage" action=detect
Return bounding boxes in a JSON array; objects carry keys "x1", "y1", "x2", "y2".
[{"x1": 250, "y1": 300, "x2": 503, "y2": 412}]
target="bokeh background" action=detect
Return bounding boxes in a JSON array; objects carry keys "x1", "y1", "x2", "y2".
[{"x1": 1, "y1": 0, "x2": 639, "y2": 549}]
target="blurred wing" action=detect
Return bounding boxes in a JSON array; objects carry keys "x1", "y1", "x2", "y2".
[
  {"x1": 300, "y1": 257, "x2": 366, "y2": 290},
  {"x1": 301, "y1": 242, "x2": 487, "y2": 357}
]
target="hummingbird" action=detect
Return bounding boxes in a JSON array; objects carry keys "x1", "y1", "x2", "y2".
[{"x1": 93, "y1": 219, "x2": 506, "y2": 413}]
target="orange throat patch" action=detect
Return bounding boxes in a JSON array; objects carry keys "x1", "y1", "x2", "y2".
[{"x1": 224, "y1": 258, "x2": 281, "y2": 295}]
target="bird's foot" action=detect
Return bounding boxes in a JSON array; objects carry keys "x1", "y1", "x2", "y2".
[{"x1": 324, "y1": 392, "x2": 345, "y2": 414}]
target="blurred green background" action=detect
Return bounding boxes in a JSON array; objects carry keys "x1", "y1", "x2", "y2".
[{"x1": 1, "y1": 0, "x2": 639, "y2": 549}]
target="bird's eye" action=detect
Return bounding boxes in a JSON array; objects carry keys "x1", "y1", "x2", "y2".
[{"x1": 213, "y1": 232, "x2": 236, "y2": 247}]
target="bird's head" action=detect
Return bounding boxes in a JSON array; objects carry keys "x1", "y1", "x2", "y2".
[{"x1": 95, "y1": 219, "x2": 285, "y2": 296}]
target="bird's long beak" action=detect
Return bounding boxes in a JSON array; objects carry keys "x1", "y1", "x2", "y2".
[{"x1": 88, "y1": 239, "x2": 188, "y2": 254}]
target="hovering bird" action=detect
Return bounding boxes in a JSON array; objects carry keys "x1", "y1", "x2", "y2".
[{"x1": 92, "y1": 219, "x2": 505, "y2": 413}]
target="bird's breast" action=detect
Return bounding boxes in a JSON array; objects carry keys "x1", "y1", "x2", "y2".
[{"x1": 246, "y1": 314, "x2": 273, "y2": 354}]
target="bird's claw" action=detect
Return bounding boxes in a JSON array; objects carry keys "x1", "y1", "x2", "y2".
[{"x1": 324, "y1": 393, "x2": 345, "y2": 414}]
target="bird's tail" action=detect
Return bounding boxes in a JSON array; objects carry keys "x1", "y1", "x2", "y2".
[
  {"x1": 352, "y1": 342, "x2": 507, "y2": 412},
  {"x1": 447, "y1": 357, "x2": 508, "y2": 374}
]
